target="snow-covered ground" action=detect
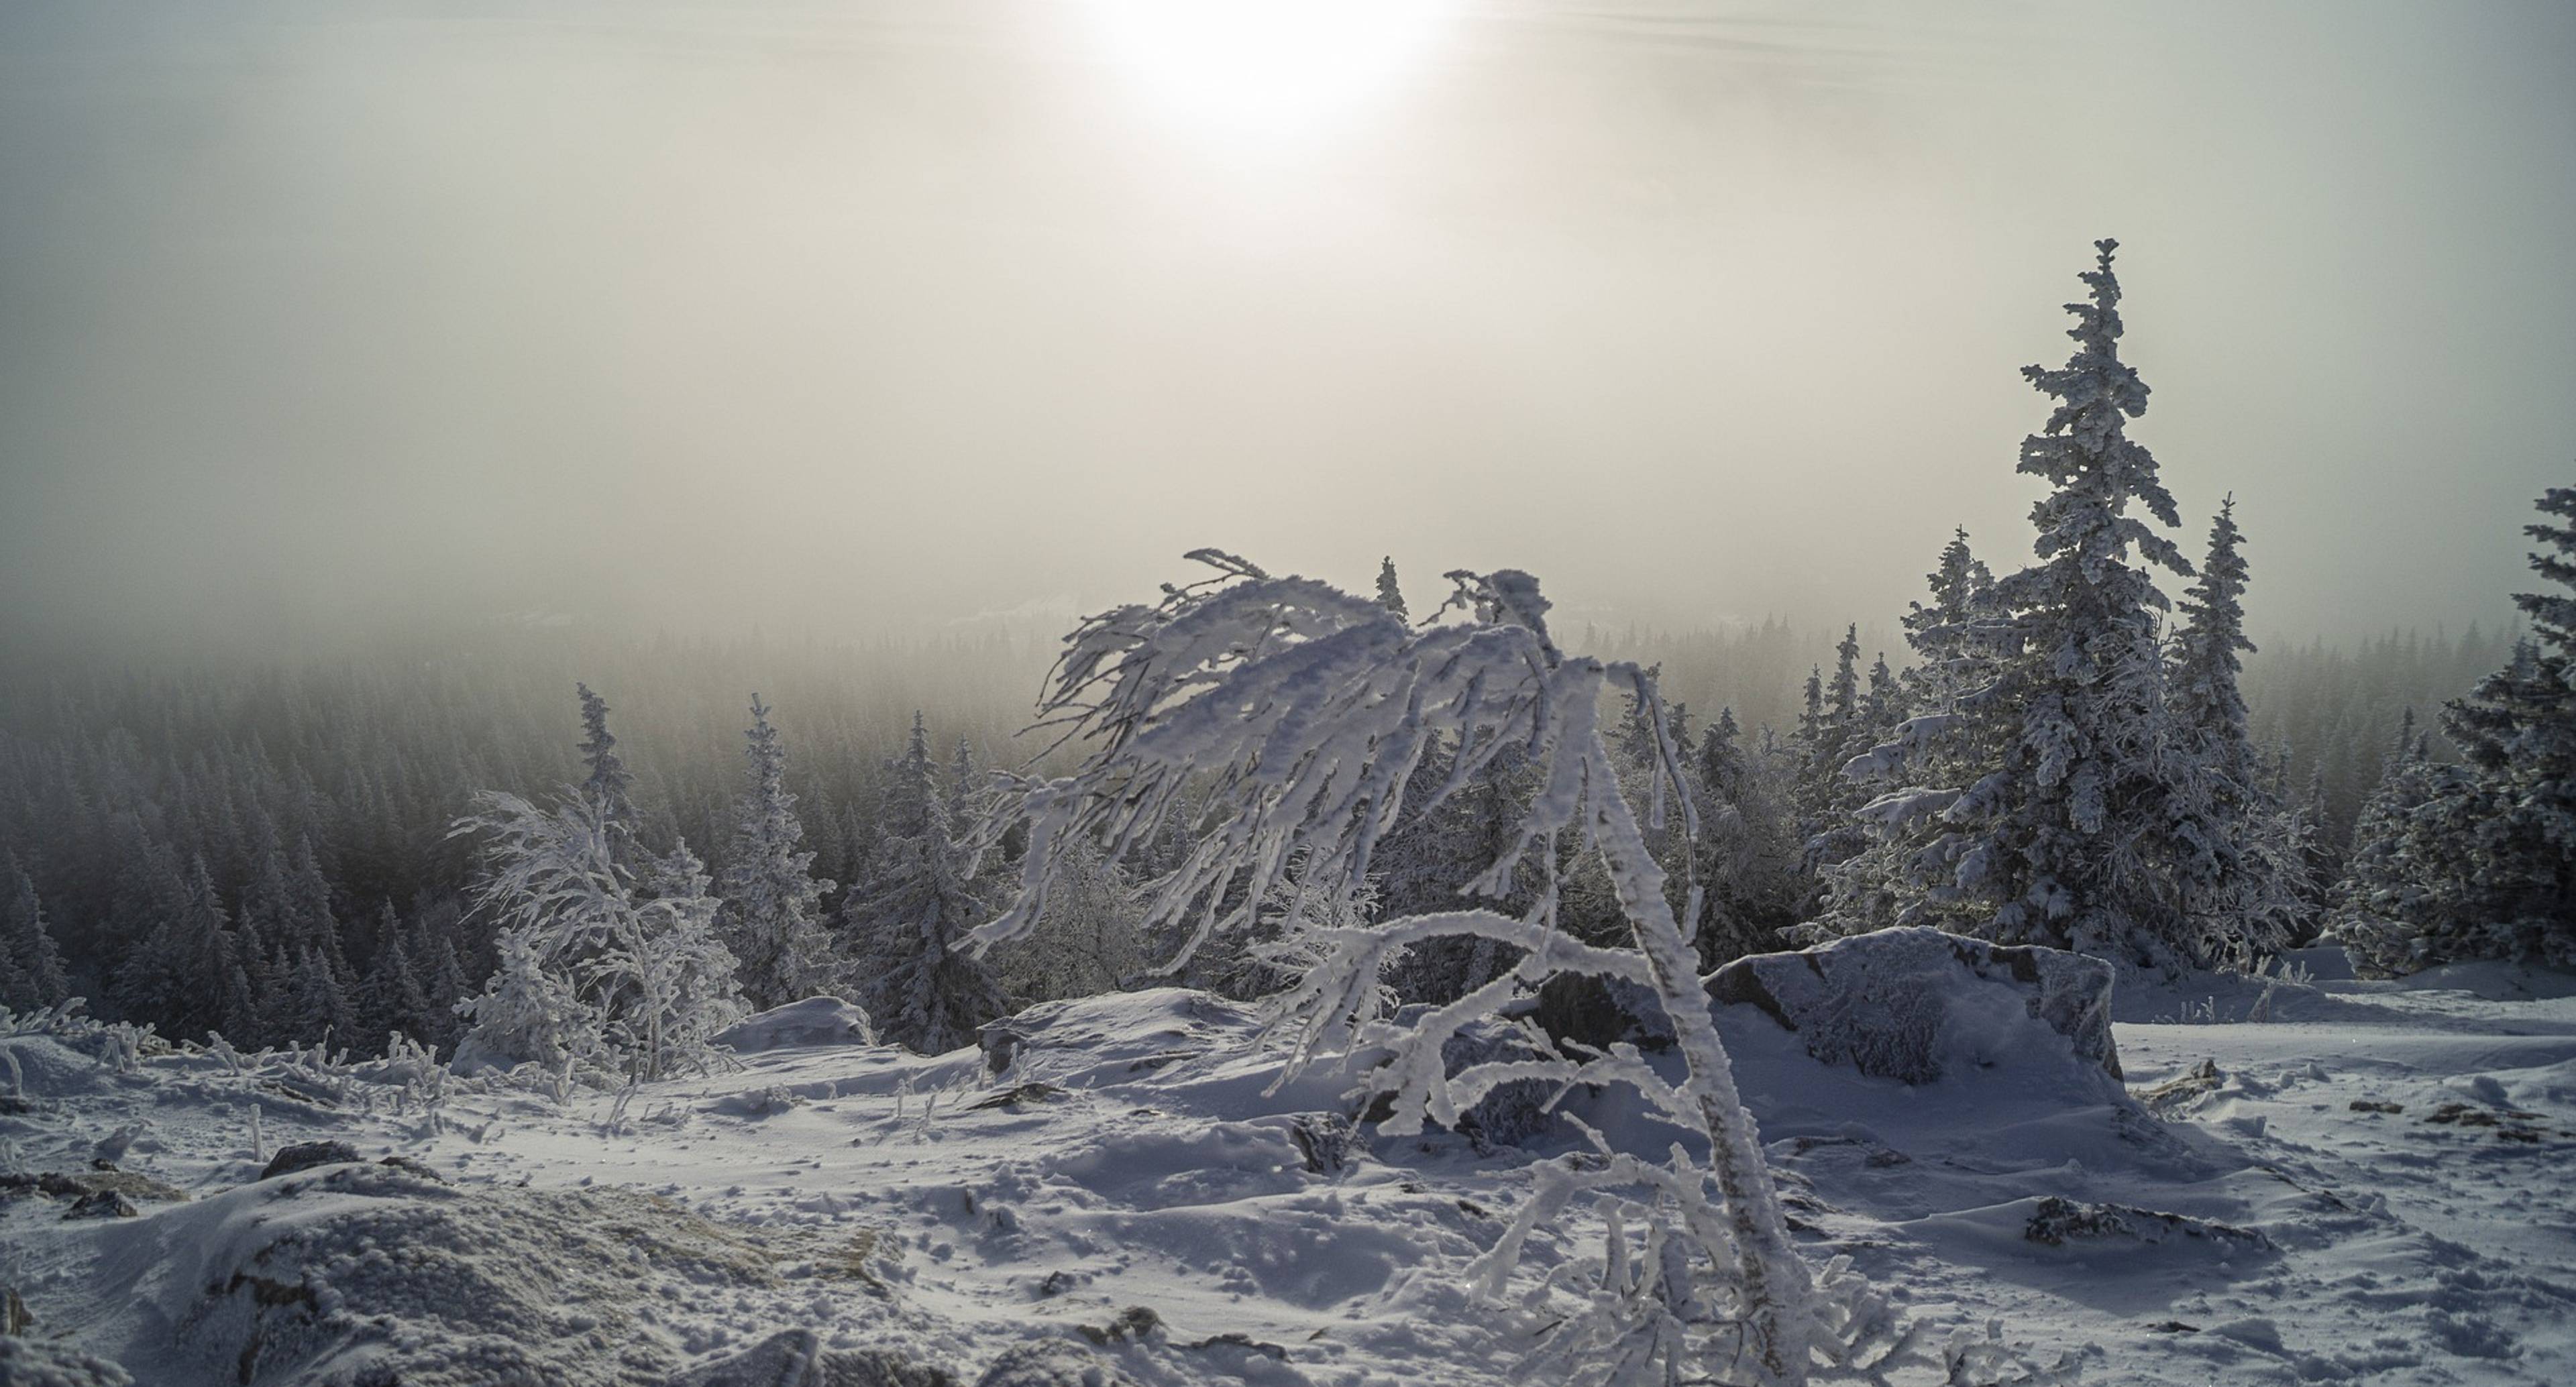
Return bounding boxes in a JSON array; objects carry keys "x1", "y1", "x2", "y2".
[{"x1": 3, "y1": 960, "x2": 2573, "y2": 1386}]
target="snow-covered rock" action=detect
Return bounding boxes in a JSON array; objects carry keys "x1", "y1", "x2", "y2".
[
  {"x1": 95, "y1": 1159, "x2": 856, "y2": 1386},
  {"x1": 674, "y1": 1329, "x2": 951, "y2": 1386},
  {"x1": 716, "y1": 997, "x2": 879, "y2": 1054},
  {"x1": 975, "y1": 989, "x2": 1258, "y2": 1080},
  {"x1": 1706, "y1": 926, "x2": 2122, "y2": 1085},
  {"x1": 0, "y1": 1336, "x2": 134, "y2": 1386}
]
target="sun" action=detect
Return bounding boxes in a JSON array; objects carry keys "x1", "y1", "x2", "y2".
[{"x1": 1079, "y1": 0, "x2": 1456, "y2": 146}]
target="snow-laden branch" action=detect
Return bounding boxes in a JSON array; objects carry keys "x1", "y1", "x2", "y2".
[{"x1": 970, "y1": 553, "x2": 1939, "y2": 1386}]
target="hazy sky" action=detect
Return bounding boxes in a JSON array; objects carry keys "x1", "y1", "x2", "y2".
[{"x1": 3, "y1": 1, "x2": 2571, "y2": 650}]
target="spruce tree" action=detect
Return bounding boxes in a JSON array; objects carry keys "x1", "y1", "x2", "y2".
[
  {"x1": 1794, "y1": 667, "x2": 1825, "y2": 755},
  {"x1": 2404, "y1": 486, "x2": 2576, "y2": 964},
  {"x1": 361, "y1": 901, "x2": 433, "y2": 1043},
  {"x1": 1827, "y1": 241, "x2": 2208, "y2": 970},
  {"x1": 845, "y1": 714, "x2": 1006, "y2": 1054},
  {"x1": 1864, "y1": 655, "x2": 1899, "y2": 732},
  {"x1": 0, "y1": 854, "x2": 70, "y2": 1011},
  {"x1": 1898, "y1": 527, "x2": 1996, "y2": 712},
  {"x1": 576, "y1": 683, "x2": 637, "y2": 834},
  {"x1": 2163, "y1": 498, "x2": 2304, "y2": 954},
  {"x1": 284, "y1": 944, "x2": 356, "y2": 1046},
  {"x1": 1689, "y1": 709, "x2": 1802, "y2": 966},
  {"x1": 111, "y1": 856, "x2": 239, "y2": 1042},
  {"x1": 1794, "y1": 626, "x2": 1878, "y2": 889},
  {"x1": 2330, "y1": 716, "x2": 2456, "y2": 972},
  {"x1": 1810, "y1": 531, "x2": 2002, "y2": 941},
  {"x1": 1376, "y1": 556, "x2": 1408, "y2": 620},
  {"x1": 717, "y1": 695, "x2": 845, "y2": 1011}
]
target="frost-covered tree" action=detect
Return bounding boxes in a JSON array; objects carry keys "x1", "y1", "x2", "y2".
[
  {"x1": 619, "y1": 839, "x2": 749, "y2": 1074},
  {"x1": 1811, "y1": 531, "x2": 1999, "y2": 940},
  {"x1": 111, "y1": 855, "x2": 244, "y2": 1042},
  {"x1": 455, "y1": 925, "x2": 603, "y2": 1076},
  {"x1": 1376, "y1": 555, "x2": 1408, "y2": 620},
  {"x1": 2404, "y1": 486, "x2": 2576, "y2": 963},
  {"x1": 971, "y1": 551, "x2": 1935, "y2": 1386},
  {"x1": 1897, "y1": 527, "x2": 1996, "y2": 712},
  {"x1": 717, "y1": 695, "x2": 847, "y2": 1011},
  {"x1": 1794, "y1": 626, "x2": 1878, "y2": 887},
  {"x1": 985, "y1": 838, "x2": 1144, "y2": 1004},
  {"x1": 845, "y1": 714, "x2": 1006, "y2": 1054},
  {"x1": 451, "y1": 789, "x2": 744, "y2": 1080},
  {"x1": 576, "y1": 682, "x2": 637, "y2": 843},
  {"x1": 0, "y1": 854, "x2": 70, "y2": 1011},
  {"x1": 1828, "y1": 241, "x2": 2216, "y2": 971},
  {"x1": 1688, "y1": 709, "x2": 1803, "y2": 967},
  {"x1": 1864, "y1": 655, "x2": 1898, "y2": 732},
  {"x1": 2163, "y1": 499, "x2": 2308, "y2": 953},
  {"x1": 361, "y1": 901, "x2": 434, "y2": 1044},
  {"x1": 2334, "y1": 490, "x2": 2576, "y2": 970}
]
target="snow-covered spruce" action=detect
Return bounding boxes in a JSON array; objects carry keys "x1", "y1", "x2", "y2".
[
  {"x1": 1821, "y1": 241, "x2": 2261, "y2": 975},
  {"x1": 844, "y1": 713, "x2": 1008, "y2": 1056},
  {"x1": 2, "y1": 850, "x2": 73, "y2": 1013},
  {"x1": 971, "y1": 550, "x2": 1956, "y2": 1386},
  {"x1": 2338, "y1": 486, "x2": 2576, "y2": 970},
  {"x1": 1809, "y1": 530, "x2": 1995, "y2": 942},
  {"x1": 2163, "y1": 498, "x2": 2314, "y2": 955},
  {"x1": 716, "y1": 694, "x2": 851, "y2": 1013},
  {"x1": 574, "y1": 681, "x2": 638, "y2": 847}
]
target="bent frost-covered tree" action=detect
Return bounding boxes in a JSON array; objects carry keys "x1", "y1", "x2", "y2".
[
  {"x1": 451, "y1": 791, "x2": 745, "y2": 1081},
  {"x1": 969, "y1": 551, "x2": 1959, "y2": 1387}
]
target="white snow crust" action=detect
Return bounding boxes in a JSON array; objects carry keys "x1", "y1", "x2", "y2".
[{"x1": 2, "y1": 963, "x2": 2573, "y2": 1385}]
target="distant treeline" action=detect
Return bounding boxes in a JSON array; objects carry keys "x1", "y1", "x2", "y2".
[{"x1": 0, "y1": 603, "x2": 2504, "y2": 1051}]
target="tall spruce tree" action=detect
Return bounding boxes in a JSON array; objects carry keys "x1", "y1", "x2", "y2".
[
  {"x1": 361, "y1": 901, "x2": 433, "y2": 1044},
  {"x1": 1826, "y1": 241, "x2": 2210, "y2": 970},
  {"x1": 845, "y1": 714, "x2": 1006, "y2": 1054},
  {"x1": 717, "y1": 695, "x2": 846, "y2": 1011},
  {"x1": 576, "y1": 683, "x2": 637, "y2": 838}
]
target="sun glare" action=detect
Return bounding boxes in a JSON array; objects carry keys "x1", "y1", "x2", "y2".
[{"x1": 1080, "y1": 0, "x2": 1456, "y2": 145}]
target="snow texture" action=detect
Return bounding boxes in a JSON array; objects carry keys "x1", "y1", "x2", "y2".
[{"x1": 1, "y1": 954, "x2": 2575, "y2": 1383}]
